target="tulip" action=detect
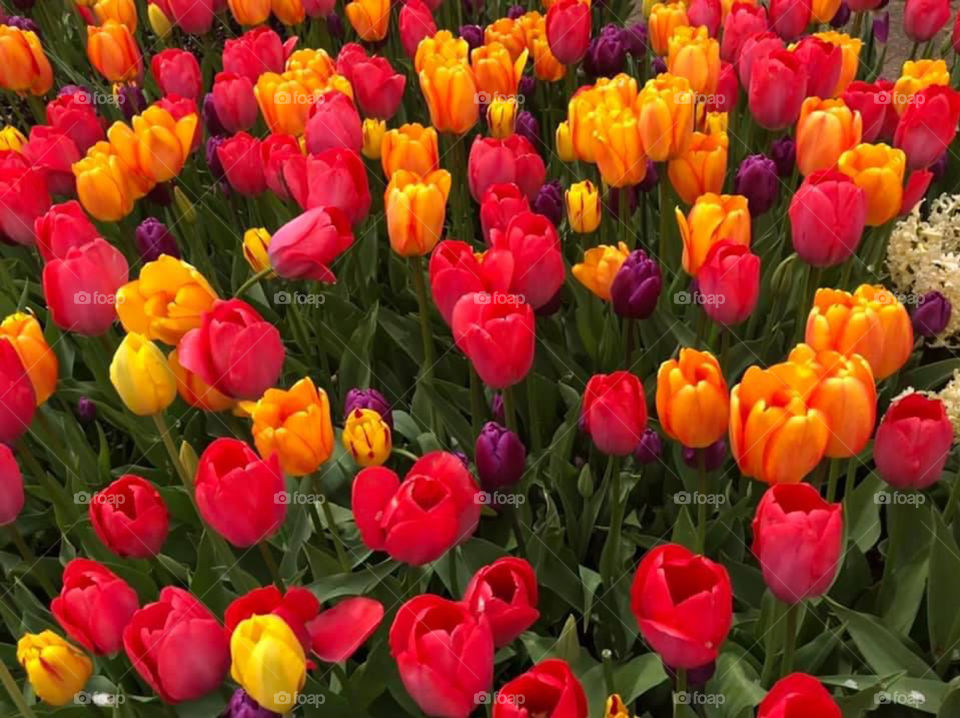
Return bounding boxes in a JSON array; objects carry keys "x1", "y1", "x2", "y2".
[
  {"x1": 729, "y1": 363, "x2": 829, "y2": 484},
  {"x1": 345, "y1": 387, "x2": 394, "y2": 429},
  {"x1": 164, "y1": 0, "x2": 214, "y2": 32},
  {"x1": 791, "y1": 36, "x2": 842, "y2": 100},
  {"x1": 530, "y1": 33, "x2": 567, "y2": 82},
  {"x1": 796, "y1": 97, "x2": 862, "y2": 176},
  {"x1": 87, "y1": 21, "x2": 141, "y2": 83},
  {"x1": 475, "y1": 421, "x2": 526, "y2": 491},
  {"x1": 545, "y1": 0, "x2": 591, "y2": 64},
  {"x1": 630, "y1": 544, "x2": 731, "y2": 669},
  {"x1": 283, "y1": 149, "x2": 371, "y2": 226},
  {"x1": 195, "y1": 437, "x2": 286, "y2": 546},
  {"x1": 0, "y1": 25, "x2": 53, "y2": 96},
  {"x1": 637, "y1": 73, "x2": 695, "y2": 161},
  {"x1": 305, "y1": 91, "x2": 363, "y2": 156},
  {"x1": 814, "y1": 31, "x2": 862, "y2": 95},
  {"x1": 109, "y1": 333, "x2": 177, "y2": 417},
  {"x1": 116, "y1": 255, "x2": 218, "y2": 345},
  {"x1": 133, "y1": 217, "x2": 178, "y2": 263},
  {"x1": 0, "y1": 152, "x2": 50, "y2": 246},
  {"x1": 21, "y1": 126, "x2": 81, "y2": 197},
  {"x1": 904, "y1": 0, "x2": 950, "y2": 42},
  {"x1": 46, "y1": 92, "x2": 106, "y2": 154},
  {"x1": 483, "y1": 19, "x2": 525, "y2": 60},
  {"x1": 419, "y1": 55, "x2": 480, "y2": 135},
  {"x1": 610, "y1": 249, "x2": 662, "y2": 319},
  {"x1": 842, "y1": 80, "x2": 897, "y2": 143},
  {"x1": 656, "y1": 349, "x2": 729, "y2": 449},
  {"x1": 353, "y1": 452, "x2": 482, "y2": 564},
  {"x1": 634, "y1": 428, "x2": 663, "y2": 465},
  {"x1": 452, "y1": 292, "x2": 535, "y2": 388},
  {"x1": 268, "y1": 207, "x2": 353, "y2": 282},
  {"x1": 749, "y1": 49, "x2": 807, "y2": 130},
  {"x1": 789, "y1": 170, "x2": 866, "y2": 266},
  {"x1": 151, "y1": 49, "x2": 201, "y2": 101},
  {"x1": 72, "y1": 150, "x2": 137, "y2": 222},
  {"x1": 770, "y1": 0, "x2": 811, "y2": 41},
  {"x1": 90, "y1": 474, "x2": 169, "y2": 558},
  {"x1": 676, "y1": 193, "x2": 751, "y2": 276},
  {"x1": 399, "y1": 0, "x2": 437, "y2": 58},
  {"x1": 343, "y1": 408, "x2": 392, "y2": 467},
  {"x1": 472, "y1": 42, "x2": 527, "y2": 100},
  {"x1": 108, "y1": 105, "x2": 197, "y2": 184},
  {"x1": 534, "y1": 180, "x2": 565, "y2": 226},
  {"x1": 565, "y1": 180, "x2": 601, "y2": 233},
  {"x1": 787, "y1": 344, "x2": 876, "y2": 458},
  {"x1": 733, "y1": 154, "x2": 778, "y2": 217},
  {"x1": 706, "y1": 61, "x2": 738, "y2": 114},
  {"x1": 389, "y1": 595, "x2": 493, "y2": 717},
  {"x1": 254, "y1": 73, "x2": 314, "y2": 137},
  {"x1": 42, "y1": 237, "x2": 129, "y2": 335},
  {"x1": 893, "y1": 59, "x2": 950, "y2": 115},
  {"x1": 385, "y1": 169, "x2": 451, "y2": 257},
  {"x1": 913, "y1": 291, "x2": 952, "y2": 337},
  {"x1": 212, "y1": 73, "x2": 258, "y2": 133},
  {"x1": 667, "y1": 25, "x2": 720, "y2": 96},
  {"x1": 813, "y1": 0, "x2": 841, "y2": 21},
  {"x1": 836, "y1": 143, "x2": 906, "y2": 226},
  {"x1": 894, "y1": 85, "x2": 960, "y2": 171},
  {"x1": 697, "y1": 241, "x2": 760, "y2": 325},
  {"x1": 590, "y1": 111, "x2": 648, "y2": 190},
  {"x1": 585, "y1": 24, "x2": 628, "y2": 77},
  {"x1": 343, "y1": 56, "x2": 406, "y2": 121},
  {"x1": 668, "y1": 131, "x2": 728, "y2": 205},
  {"x1": 230, "y1": 615, "x2": 306, "y2": 714},
  {"x1": 493, "y1": 659, "x2": 588, "y2": 718},
  {"x1": 463, "y1": 558, "x2": 538, "y2": 648},
  {"x1": 17, "y1": 631, "x2": 93, "y2": 706},
  {"x1": 242, "y1": 228, "x2": 272, "y2": 275},
  {"x1": 487, "y1": 96, "x2": 519, "y2": 138},
  {"x1": 573, "y1": 242, "x2": 631, "y2": 301},
  {"x1": 222, "y1": 689, "x2": 282, "y2": 718},
  {"x1": 381, "y1": 123, "x2": 440, "y2": 178},
  {"x1": 480, "y1": 183, "x2": 530, "y2": 243},
  {"x1": 51, "y1": 559, "x2": 139, "y2": 656},
  {"x1": 582, "y1": 371, "x2": 648, "y2": 456},
  {"x1": 684, "y1": 438, "x2": 727, "y2": 471},
  {"x1": 123, "y1": 587, "x2": 230, "y2": 703},
  {"x1": 488, "y1": 212, "x2": 564, "y2": 311},
  {"x1": 250, "y1": 377, "x2": 334, "y2": 476},
  {"x1": 770, "y1": 136, "x2": 797, "y2": 177},
  {"x1": 429, "y1": 241, "x2": 508, "y2": 324},
  {"x1": 720, "y1": 3, "x2": 767, "y2": 62},
  {"x1": 605, "y1": 695, "x2": 630, "y2": 718},
  {"x1": 874, "y1": 392, "x2": 953, "y2": 490},
  {"x1": 168, "y1": 348, "x2": 235, "y2": 412},
  {"x1": 178, "y1": 299, "x2": 285, "y2": 400},
  {"x1": 272, "y1": 0, "x2": 305, "y2": 24},
  {"x1": 753, "y1": 483, "x2": 843, "y2": 603},
  {"x1": 228, "y1": 0, "x2": 270, "y2": 23},
  {"x1": 223, "y1": 28, "x2": 288, "y2": 81},
  {"x1": 760, "y1": 674, "x2": 841, "y2": 718},
  {"x1": 687, "y1": 0, "x2": 721, "y2": 34},
  {"x1": 648, "y1": 1, "x2": 689, "y2": 55},
  {"x1": 468, "y1": 134, "x2": 545, "y2": 202},
  {"x1": 0, "y1": 313, "x2": 56, "y2": 405},
  {"x1": 346, "y1": 0, "x2": 390, "y2": 41},
  {"x1": 148, "y1": 1, "x2": 173, "y2": 37}
]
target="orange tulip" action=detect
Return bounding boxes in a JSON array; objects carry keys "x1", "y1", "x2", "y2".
[
  {"x1": 254, "y1": 73, "x2": 314, "y2": 136},
  {"x1": 804, "y1": 285, "x2": 913, "y2": 381},
  {"x1": 675, "y1": 193, "x2": 750, "y2": 275},
  {"x1": 636, "y1": 73, "x2": 695, "y2": 162},
  {"x1": 0, "y1": 26, "x2": 53, "y2": 96},
  {"x1": 418, "y1": 56, "x2": 479, "y2": 135},
  {"x1": 87, "y1": 20, "x2": 142, "y2": 83},
  {"x1": 591, "y1": 108, "x2": 648, "y2": 188},
  {"x1": 94, "y1": 0, "x2": 138, "y2": 32},
  {"x1": 795, "y1": 97, "x2": 862, "y2": 176},
  {"x1": 667, "y1": 130, "x2": 728, "y2": 205},
  {"x1": 892, "y1": 59, "x2": 950, "y2": 114},
  {"x1": 729, "y1": 363, "x2": 830, "y2": 485},
  {"x1": 656, "y1": 349, "x2": 729, "y2": 449},
  {"x1": 251, "y1": 377, "x2": 335, "y2": 476},
  {"x1": 0, "y1": 313, "x2": 58, "y2": 405},
  {"x1": 530, "y1": 33, "x2": 566, "y2": 82},
  {"x1": 648, "y1": 2, "x2": 689, "y2": 56},
  {"x1": 813, "y1": 31, "x2": 862, "y2": 96},
  {"x1": 285, "y1": 49, "x2": 337, "y2": 80},
  {"x1": 169, "y1": 348, "x2": 234, "y2": 412},
  {"x1": 484, "y1": 18, "x2": 528, "y2": 61},
  {"x1": 381, "y1": 123, "x2": 440, "y2": 178},
  {"x1": 787, "y1": 343, "x2": 876, "y2": 458},
  {"x1": 471, "y1": 42, "x2": 527, "y2": 99},
  {"x1": 72, "y1": 144, "x2": 139, "y2": 222},
  {"x1": 572, "y1": 242, "x2": 630, "y2": 301},
  {"x1": 567, "y1": 74, "x2": 638, "y2": 163},
  {"x1": 272, "y1": 0, "x2": 305, "y2": 24},
  {"x1": 346, "y1": 0, "x2": 390, "y2": 42},
  {"x1": 667, "y1": 25, "x2": 720, "y2": 96},
  {"x1": 836, "y1": 142, "x2": 905, "y2": 227},
  {"x1": 415, "y1": 30, "x2": 469, "y2": 73},
  {"x1": 107, "y1": 106, "x2": 197, "y2": 184},
  {"x1": 385, "y1": 169, "x2": 452, "y2": 256},
  {"x1": 227, "y1": 0, "x2": 270, "y2": 24}
]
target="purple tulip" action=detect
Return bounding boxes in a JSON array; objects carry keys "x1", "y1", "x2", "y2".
[
  {"x1": 5, "y1": 15, "x2": 39, "y2": 33},
  {"x1": 830, "y1": 1, "x2": 850, "y2": 27},
  {"x1": 769, "y1": 136, "x2": 796, "y2": 178},
  {"x1": 507, "y1": 4, "x2": 525, "y2": 18},
  {"x1": 459, "y1": 24, "x2": 484, "y2": 51},
  {"x1": 490, "y1": 393, "x2": 505, "y2": 424},
  {"x1": 475, "y1": 422, "x2": 526, "y2": 491},
  {"x1": 135, "y1": 218, "x2": 180, "y2": 262},
  {"x1": 206, "y1": 135, "x2": 228, "y2": 181},
  {"x1": 325, "y1": 12, "x2": 344, "y2": 38},
  {"x1": 735, "y1": 154, "x2": 779, "y2": 216},
  {"x1": 532, "y1": 180, "x2": 564, "y2": 226},
  {"x1": 584, "y1": 24, "x2": 627, "y2": 77},
  {"x1": 610, "y1": 249, "x2": 662, "y2": 319},
  {"x1": 115, "y1": 84, "x2": 146, "y2": 121},
  {"x1": 872, "y1": 11, "x2": 889, "y2": 43},
  {"x1": 518, "y1": 75, "x2": 536, "y2": 107},
  {"x1": 75, "y1": 397, "x2": 97, "y2": 424},
  {"x1": 221, "y1": 689, "x2": 281, "y2": 718},
  {"x1": 634, "y1": 428, "x2": 663, "y2": 465},
  {"x1": 515, "y1": 111, "x2": 541, "y2": 149},
  {"x1": 604, "y1": 184, "x2": 638, "y2": 218},
  {"x1": 637, "y1": 158, "x2": 659, "y2": 192},
  {"x1": 344, "y1": 388, "x2": 393, "y2": 430},
  {"x1": 912, "y1": 291, "x2": 952, "y2": 337},
  {"x1": 682, "y1": 439, "x2": 727, "y2": 471},
  {"x1": 202, "y1": 93, "x2": 227, "y2": 136},
  {"x1": 930, "y1": 152, "x2": 949, "y2": 182},
  {"x1": 623, "y1": 21, "x2": 647, "y2": 57}
]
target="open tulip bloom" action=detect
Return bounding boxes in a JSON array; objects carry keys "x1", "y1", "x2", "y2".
[{"x1": 4, "y1": 3, "x2": 960, "y2": 717}]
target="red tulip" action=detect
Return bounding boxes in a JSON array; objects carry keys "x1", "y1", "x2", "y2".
[
  {"x1": 222, "y1": 27, "x2": 293, "y2": 81},
  {"x1": 283, "y1": 148, "x2": 371, "y2": 225},
  {"x1": 707, "y1": 62, "x2": 738, "y2": 113},
  {"x1": 178, "y1": 299, "x2": 284, "y2": 400},
  {"x1": 305, "y1": 91, "x2": 363, "y2": 155},
  {"x1": 42, "y1": 237, "x2": 129, "y2": 335},
  {"x1": 492, "y1": 659, "x2": 588, "y2": 718},
  {"x1": 480, "y1": 183, "x2": 530, "y2": 244},
  {"x1": 303, "y1": 0, "x2": 336, "y2": 15},
  {"x1": 721, "y1": 3, "x2": 768, "y2": 63},
  {"x1": 151, "y1": 49, "x2": 202, "y2": 101},
  {"x1": 166, "y1": 0, "x2": 215, "y2": 34},
  {"x1": 789, "y1": 170, "x2": 866, "y2": 266},
  {"x1": 123, "y1": 587, "x2": 230, "y2": 703},
  {"x1": 398, "y1": 0, "x2": 437, "y2": 58},
  {"x1": 261, "y1": 133, "x2": 302, "y2": 200},
  {"x1": 873, "y1": 392, "x2": 954, "y2": 490},
  {"x1": 463, "y1": 557, "x2": 539, "y2": 648},
  {"x1": 546, "y1": 0, "x2": 591, "y2": 65},
  {"x1": 195, "y1": 437, "x2": 286, "y2": 547},
  {"x1": 759, "y1": 674, "x2": 841, "y2": 718},
  {"x1": 901, "y1": 168, "x2": 934, "y2": 216},
  {"x1": 697, "y1": 241, "x2": 760, "y2": 325},
  {"x1": 843, "y1": 80, "x2": 898, "y2": 143},
  {"x1": 489, "y1": 211, "x2": 565, "y2": 311},
  {"x1": 336, "y1": 48, "x2": 406, "y2": 120},
  {"x1": 769, "y1": 0, "x2": 811, "y2": 41},
  {"x1": 353, "y1": 452, "x2": 482, "y2": 564},
  {"x1": 749, "y1": 49, "x2": 807, "y2": 130},
  {"x1": 0, "y1": 342, "x2": 32, "y2": 446},
  {"x1": 90, "y1": 474, "x2": 169, "y2": 559},
  {"x1": 752, "y1": 483, "x2": 842, "y2": 603},
  {"x1": 581, "y1": 371, "x2": 647, "y2": 456},
  {"x1": 0, "y1": 444, "x2": 23, "y2": 525},
  {"x1": 468, "y1": 135, "x2": 546, "y2": 202},
  {"x1": 894, "y1": 85, "x2": 960, "y2": 171},
  {"x1": 46, "y1": 90, "x2": 106, "y2": 154},
  {"x1": 306, "y1": 596, "x2": 385, "y2": 662},
  {"x1": 0, "y1": 151, "x2": 50, "y2": 246},
  {"x1": 429, "y1": 240, "x2": 511, "y2": 324},
  {"x1": 51, "y1": 559, "x2": 139, "y2": 655},
  {"x1": 736, "y1": 32, "x2": 783, "y2": 92},
  {"x1": 225, "y1": 585, "x2": 321, "y2": 651},
  {"x1": 21, "y1": 126, "x2": 81, "y2": 196},
  {"x1": 217, "y1": 132, "x2": 266, "y2": 196},
  {"x1": 452, "y1": 292, "x2": 536, "y2": 389},
  {"x1": 34, "y1": 200, "x2": 100, "y2": 262},
  {"x1": 389, "y1": 594, "x2": 494, "y2": 718},
  {"x1": 687, "y1": 0, "x2": 721, "y2": 36},
  {"x1": 268, "y1": 206, "x2": 354, "y2": 282},
  {"x1": 791, "y1": 36, "x2": 842, "y2": 100},
  {"x1": 630, "y1": 544, "x2": 732, "y2": 669},
  {"x1": 212, "y1": 72, "x2": 258, "y2": 133},
  {"x1": 904, "y1": 0, "x2": 950, "y2": 42}
]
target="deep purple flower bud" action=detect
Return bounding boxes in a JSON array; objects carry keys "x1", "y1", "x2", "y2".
[
  {"x1": 344, "y1": 387, "x2": 393, "y2": 430},
  {"x1": 535, "y1": 287, "x2": 563, "y2": 317},
  {"x1": 584, "y1": 24, "x2": 627, "y2": 77},
  {"x1": 829, "y1": 1, "x2": 850, "y2": 27},
  {"x1": 651, "y1": 56, "x2": 667, "y2": 75},
  {"x1": 5, "y1": 15, "x2": 39, "y2": 33},
  {"x1": 769, "y1": 136, "x2": 796, "y2": 178},
  {"x1": 135, "y1": 218, "x2": 180, "y2": 262},
  {"x1": 147, "y1": 182, "x2": 173, "y2": 207},
  {"x1": 507, "y1": 4, "x2": 525, "y2": 18},
  {"x1": 532, "y1": 180, "x2": 564, "y2": 226},
  {"x1": 634, "y1": 428, "x2": 663, "y2": 464},
  {"x1": 872, "y1": 12, "x2": 889, "y2": 43},
  {"x1": 75, "y1": 397, "x2": 97, "y2": 424},
  {"x1": 115, "y1": 84, "x2": 146, "y2": 121},
  {"x1": 682, "y1": 439, "x2": 727, "y2": 471},
  {"x1": 734, "y1": 154, "x2": 779, "y2": 216},
  {"x1": 912, "y1": 291, "x2": 952, "y2": 337},
  {"x1": 518, "y1": 75, "x2": 536, "y2": 106},
  {"x1": 610, "y1": 249, "x2": 662, "y2": 319},
  {"x1": 490, "y1": 393, "x2": 505, "y2": 424},
  {"x1": 515, "y1": 111, "x2": 540, "y2": 148},
  {"x1": 930, "y1": 152, "x2": 949, "y2": 182},
  {"x1": 325, "y1": 12, "x2": 344, "y2": 38},
  {"x1": 202, "y1": 93, "x2": 227, "y2": 136},
  {"x1": 206, "y1": 135, "x2": 228, "y2": 180},
  {"x1": 221, "y1": 689, "x2": 281, "y2": 718},
  {"x1": 459, "y1": 24, "x2": 485, "y2": 52},
  {"x1": 475, "y1": 421, "x2": 526, "y2": 491},
  {"x1": 637, "y1": 158, "x2": 659, "y2": 192},
  {"x1": 604, "y1": 184, "x2": 638, "y2": 218},
  {"x1": 623, "y1": 21, "x2": 647, "y2": 57}
]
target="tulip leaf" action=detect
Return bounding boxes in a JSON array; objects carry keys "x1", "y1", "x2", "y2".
[
  {"x1": 876, "y1": 500, "x2": 932, "y2": 636},
  {"x1": 338, "y1": 302, "x2": 379, "y2": 393},
  {"x1": 827, "y1": 598, "x2": 932, "y2": 678},
  {"x1": 704, "y1": 644, "x2": 765, "y2": 718},
  {"x1": 901, "y1": 359, "x2": 960, "y2": 391},
  {"x1": 927, "y1": 507, "x2": 960, "y2": 671}
]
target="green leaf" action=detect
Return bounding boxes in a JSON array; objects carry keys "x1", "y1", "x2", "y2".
[
  {"x1": 927, "y1": 508, "x2": 960, "y2": 670},
  {"x1": 827, "y1": 599, "x2": 933, "y2": 677}
]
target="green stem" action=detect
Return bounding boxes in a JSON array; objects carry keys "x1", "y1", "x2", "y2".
[
  {"x1": 944, "y1": 473, "x2": 960, "y2": 524},
  {"x1": 409, "y1": 256, "x2": 437, "y2": 433},
  {"x1": 510, "y1": 505, "x2": 527, "y2": 554},
  {"x1": 674, "y1": 668, "x2": 688, "y2": 718},
  {"x1": 0, "y1": 658, "x2": 38, "y2": 718},
  {"x1": 697, "y1": 452, "x2": 709, "y2": 554},
  {"x1": 825, "y1": 458, "x2": 841, "y2": 503},
  {"x1": 658, "y1": 176, "x2": 672, "y2": 267},
  {"x1": 319, "y1": 495, "x2": 351, "y2": 573},
  {"x1": 151, "y1": 413, "x2": 192, "y2": 489},
  {"x1": 469, "y1": 364, "x2": 485, "y2": 438},
  {"x1": 8, "y1": 526, "x2": 56, "y2": 599},
  {"x1": 525, "y1": 376, "x2": 541, "y2": 454},
  {"x1": 601, "y1": 649, "x2": 616, "y2": 695},
  {"x1": 781, "y1": 602, "x2": 798, "y2": 677},
  {"x1": 502, "y1": 385, "x2": 518, "y2": 435},
  {"x1": 447, "y1": 545, "x2": 459, "y2": 594},
  {"x1": 233, "y1": 266, "x2": 273, "y2": 298},
  {"x1": 258, "y1": 542, "x2": 283, "y2": 589}
]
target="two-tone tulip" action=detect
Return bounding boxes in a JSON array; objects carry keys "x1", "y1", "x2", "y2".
[
  {"x1": 251, "y1": 377, "x2": 334, "y2": 476},
  {"x1": 796, "y1": 97, "x2": 863, "y2": 176},
  {"x1": 656, "y1": 349, "x2": 728, "y2": 449},
  {"x1": 87, "y1": 21, "x2": 142, "y2": 83},
  {"x1": 668, "y1": 130, "x2": 728, "y2": 205},
  {"x1": 0, "y1": 313, "x2": 57, "y2": 405},
  {"x1": 675, "y1": 193, "x2": 751, "y2": 275},
  {"x1": 418, "y1": 55, "x2": 480, "y2": 135},
  {"x1": 636, "y1": 73, "x2": 695, "y2": 161},
  {"x1": 385, "y1": 169, "x2": 451, "y2": 256},
  {"x1": 566, "y1": 180, "x2": 601, "y2": 233},
  {"x1": 17, "y1": 632, "x2": 92, "y2": 706},
  {"x1": 343, "y1": 408, "x2": 392, "y2": 467},
  {"x1": 836, "y1": 143, "x2": 905, "y2": 226},
  {"x1": 667, "y1": 25, "x2": 720, "y2": 95}
]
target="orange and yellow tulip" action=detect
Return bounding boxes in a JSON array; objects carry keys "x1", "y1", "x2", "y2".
[
  {"x1": 94, "y1": 0, "x2": 138, "y2": 32},
  {"x1": 255, "y1": 73, "x2": 312, "y2": 136},
  {"x1": 573, "y1": 242, "x2": 631, "y2": 301},
  {"x1": 385, "y1": 169, "x2": 452, "y2": 256},
  {"x1": 418, "y1": 57, "x2": 479, "y2": 135},
  {"x1": 566, "y1": 180, "x2": 601, "y2": 233},
  {"x1": 285, "y1": 48, "x2": 337, "y2": 80},
  {"x1": 272, "y1": 0, "x2": 305, "y2": 25},
  {"x1": 415, "y1": 30, "x2": 469, "y2": 73},
  {"x1": 487, "y1": 96, "x2": 518, "y2": 138},
  {"x1": 795, "y1": 97, "x2": 862, "y2": 176},
  {"x1": 251, "y1": 377, "x2": 335, "y2": 476},
  {"x1": 484, "y1": 18, "x2": 528, "y2": 61},
  {"x1": 892, "y1": 59, "x2": 950, "y2": 114},
  {"x1": 228, "y1": 0, "x2": 270, "y2": 24},
  {"x1": 591, "y1": 108, "x2": 648, "y2": 188},
  {"x1": 87, "y1": 20, "x2": 142, "y2": 83},
  {"x1": 108, "y1": 105, "x2": 197, "y2": 184},
  {"x1": 0, "y1": 313, "x2": 57, "y2": 405},
  {"x1": 0, "y1": 25, "x2": 54, "y2": 96},
  {"x1": 345, "y1": 0, "x2": 390, "y2": 42},
  {"x1": 667, "y1": 130, "x2": 728, "y2": 205},
  {"x1": 656, "y1": 348, "x2": 729, "y2": 449},
  {"x1": 636, "y1": 73, "x2": 695, "y2": 162},
  {"x1": 242, "y1": 228, "x2": 273, "y2": 274},
  {"x1": 813, "y1": 31, "x2": 862, "y2": 96},
  {"x1": 667, "y1": 26, "x2": 720, "y2": 95},
  {"x1": 381, "y1": 123, "x2": 440, "y2": 178},
  {"x1": 836, "y1": 142, "x2": 905, "y2": 226},
  {"x1": 648, "y1": 2, "x2": 689, "y2": 55},
  {"x1": 471, "y1": 42, "x2": 527, "y2": 99},
  {"x1": 72, "y1": 146, "x2": 138, "y2": 221},
  {"x1": 530, "y1": 34, "x2": 566, "y2": 82},
  {"x1": 675, "y1": 193, "x2": 750, "y2": 275}
]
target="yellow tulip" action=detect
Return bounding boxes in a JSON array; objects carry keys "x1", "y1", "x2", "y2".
[
  {"x1": 285, "y1": 48, "x2": 337, "y2": 81},
  {"x1": 836, "y1": 143, "x2": 906, "y2": 227},
  {"x1": 251, "y1": 377, "x2": 335, "y2": 476},
  {"x1": 667, "y1": 25, "x2": 720, "y2": 95},
  {"x1": 667, "y1": 130, "x2": 728, "y2": 205},
  {"x1": 109, "y1": 333, "x2": 177, "y2": 416},
  {"x1": 17, "y1": 631, "x2": 92, "y2": 707},
  {"x1": 555, "y1": 120, "x2": 575, "y2": 161},
  {"x1": 0, "y1": 126, "x2": 26, "y2": 152},
  {"x1": 343, "y1": 407, "x2": 392, "y2": 467},
  {"x1": 243, "y1": 228, "x2": 273, "y2": 274},
  {"x1": 362, "y1": 118, "x2": 386, "y2": 159},
  {"x1": 636, "y1": 73, "x2": 695, "y2": 162},
  {"x1": 0, "y1": 312, "x2": 58, "y2": 405},
  {"x1": 385, "y1": 169, "x2": 452, "y2": 256},
  {"x1": 147, "y1": 3, "x2": 173, "y2": 38},
  {"x1": 230, "y1": 615, "x2": 307, "y2": 714},
  {"x1": 573, "y1": 242, "x2": 631, "y2": 301},
  {"x1": 487, "y1": 96, "x2": 518, "y2": 138},
  {"x1": 345, "y1": 0, "x2": 390, "y2": 42},
  {"x1": 675, "y1": 193, "x2": 751, "y2": 275},
  {"x1": 648, "y1": 2, "x2": 689, "y2": 55},
  {"x1": 566, "y1": 180, "x2": 601, "y2": 233},
  {"x1": 605, "y1": 695, "x2": 632, "y2": 718}
]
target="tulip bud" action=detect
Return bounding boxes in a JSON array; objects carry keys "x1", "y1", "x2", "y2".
[
  {"x1": 623, "y1": 21, "x2": 647, "y2": 56},
  {"x1": 904, "y1": 0, "x2": 949, "y2": 43},
  {"x1": 147, "y1": 2, "x2": 173, "y2": 37},
  {"x1": 533, "y1": 180, "x2": 565, "y2": 226},
  {"x1": 343, "y1": 408, "x2": 392, "y2": 467},
  {"x1": 16, "y1": 632, "x2": 93, "y2": 706},
  {"x1": 683, "y1": 439, "x2": 727, "y2": 470},
  {"x1": 135, "y1": 217, "x2": 179, "y2": 262},
  {"x1": 555, "y1": 120, "x2": 575, "y2": 162},
  {"x1": 0, "y1": 444, "x2": 24, "y2": 525},
  {"x1": 515, "y1": 111, "x2": 540, "y2": 149},
  {"x1": 173, "y1": 185, "x2": 197, "y2": 223},
  {"x1": 873, "y1": 11, "x2": 890, "y2": 43},
  {"x1": 475, "y1": 421, "x2": 526, "y2": 491},
  {"x1": 487, "y1": 97, "x2": 518, "y2": 139},
  {"x1": 223, "y1": 689, "x2": 282, "y2": 718},
  {"x1": 769, "y1": 136, "x2": 796, "y2": 178},
  {"x1": 584, "y1": 24, "x2": 627, "y2": 77},
  {"x1": 874, "y1": 393, "x2": 953, "y2": 490},
  {"x1": 566, "y1": 180, "x2": 601, "y2": 234},
  {"x1": 362, "y1": 118, "x2": 386, "y2": 160},
  {"x1": 0, "y1": 125, "x2": 26, "y2": 152},
  {"x1": 582, "y1": 371, "x2": 648, "y2": 455},
  {"x1": 109, "y1": 333, "x2": 177, "y2": 416},
  {"x1": 734, "y1": 155, "x2": 779, "y2": 217},
  {"x1": 634, "y1": 428, "x2": 663, "y2": 465},
  {"x1": 610, "y1": 249, "x2": 662, "y2": 319},
  {"x1": 75, "y1": 397, "x2": 97, "y2": 423},
  {"x1": 459, "y1": 23, "x2": 484, "y2": 51},
  {"x1": 269, "y1": 206, "x2": 353, "y2": 282},
  {"x1": 912, "y1": 291, "x2": 952, "y2": 337},
  {"x1": 345, "y1": 387, "x2": 393, "y2": 430}
]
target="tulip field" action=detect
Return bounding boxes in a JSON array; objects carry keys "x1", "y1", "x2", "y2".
[{"x1": 3, "y1": 0, "x2": 960, "y2": 715}]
